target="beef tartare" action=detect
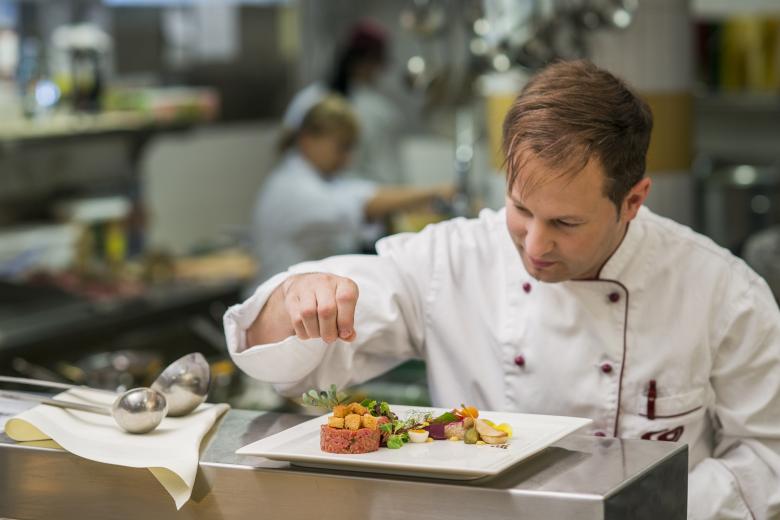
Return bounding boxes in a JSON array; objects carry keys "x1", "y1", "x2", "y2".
[
  {"x1": 320, "y1": 424, "x2": 381, "y2": 454},
  {"x1": 319, "y1": 402, "x2": 389, "y2": 454}
]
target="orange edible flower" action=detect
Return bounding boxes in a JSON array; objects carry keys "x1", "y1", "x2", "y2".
[{"x1": 457, "y1": 404, "x2": 479, "y2": 419}]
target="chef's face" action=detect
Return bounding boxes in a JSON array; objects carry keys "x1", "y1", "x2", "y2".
[
  {"x1": 505, "y1": 153, "x2": 650, "y2": 283},
  {"x1": 300, "y1": 132, "x2": 354, "y2": 177}
]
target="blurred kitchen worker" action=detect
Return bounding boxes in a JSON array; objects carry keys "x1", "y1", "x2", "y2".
[
  {"x1": 250, "y1": 92, "x2": 449, "y2": 286},
  {"x1": 228, "y1": 60, "x2": 780, "y2": 519},
  {"x1": 285, "y1": 19, "x2": 403, "y2": 186},
  {"x1": 330, "y1": 19, "x2": 404, "y2": 186}
]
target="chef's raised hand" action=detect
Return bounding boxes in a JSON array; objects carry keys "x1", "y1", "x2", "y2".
[{"x1": 247, "y1": 272, "x2": 359, "y2": 346}]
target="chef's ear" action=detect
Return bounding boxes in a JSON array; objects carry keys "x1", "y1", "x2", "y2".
[{"x1": 621, "y1": 177, "x2": 652, "y2": 221}]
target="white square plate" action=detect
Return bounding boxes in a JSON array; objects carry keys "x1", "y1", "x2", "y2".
[{"x1": 236, "y1": 405, "x2": 592, "y2": 480}]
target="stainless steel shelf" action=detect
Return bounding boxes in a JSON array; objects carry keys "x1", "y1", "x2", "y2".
[{"x1": 693, "y1": 0, "x2": 780, "y2": 19}]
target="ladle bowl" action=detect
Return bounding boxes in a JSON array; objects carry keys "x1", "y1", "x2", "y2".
[
  {"x1": 150, "y1": 353, "x2": 210, "y2": 417},
  {"x1": 111, "y1": 387, "x2": 169, "y2": 433}
]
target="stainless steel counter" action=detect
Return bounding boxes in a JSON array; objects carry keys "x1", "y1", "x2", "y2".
[{"x1": 0, "y1": 407, "x2": 687, "y2": 519}]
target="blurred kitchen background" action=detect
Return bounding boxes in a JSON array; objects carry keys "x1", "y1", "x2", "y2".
[{"x1": 0, "y1": 0, "x2": 778, "y2": 412}]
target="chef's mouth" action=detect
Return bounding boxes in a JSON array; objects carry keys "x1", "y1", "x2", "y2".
[
  {"x1": 515, "y1": 245, "x2": 557, "y2": 269},
  {"x1": 528, "y1": 256, "x2": 557, "y2": 269}
]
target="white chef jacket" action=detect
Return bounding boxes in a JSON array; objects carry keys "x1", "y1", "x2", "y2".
[
  {"x1": 249, "y1": 151, "x2": 377, "y2": 285},
  {"x1": 226, "y1": 206, "x2": 780, "y2": 520}
]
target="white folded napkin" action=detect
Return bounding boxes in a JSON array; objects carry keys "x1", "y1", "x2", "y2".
[{"x1": 2, "y1": 388, "x2": 229, "y2": 510}]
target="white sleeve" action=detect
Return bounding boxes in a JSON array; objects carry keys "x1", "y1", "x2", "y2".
[
  {"x1": 333, "y1": 177, "x2": 378, "y2": 205},
  {"x1": 298, "y1": 183, "x2": 371, "y2": 232},
  {"x1": 688, "y1": 274, "x2": 780, "y2": 520},
  {"x1": 329, "y1": 177, "x2": 378, "y2": 221},
  {"x1": 223, "y1": 253, "x2": 426, "y2": 398}
]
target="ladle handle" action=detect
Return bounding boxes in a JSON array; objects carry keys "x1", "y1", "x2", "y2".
[
  {"x1": 0, "y1": 390, "x2": 111, "y2": 416},
  {"x1": 0, "y1": 375, "x2": 79, "y2": 391},
  {"x1": 0, "y1": 376, "x2": 114, "y2": 394}
]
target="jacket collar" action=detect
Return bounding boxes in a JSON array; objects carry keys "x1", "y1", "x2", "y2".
[{"x1": 597, "y1": 206, "x2": 649, "y2": 283}]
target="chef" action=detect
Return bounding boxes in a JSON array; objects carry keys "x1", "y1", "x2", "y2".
[
  {"x1": 225, "y1": 60, "x2": 780, "y2": 519},
  {"x1": 329, "y1": 18, "x2": 404, "y2": 186},
  {"x1": 250, "y1": 92, "x2": 376, "y2": 285}
]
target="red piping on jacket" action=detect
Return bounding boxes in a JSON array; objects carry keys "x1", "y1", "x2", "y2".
[
  {"x1": 574, "y1": 278, "x2": 630, "y2": 438},
  {"x1": 639, "y1": 406, "x2": 703, "y2": 420},
  {"x1": 610, "y1": 280, "x2": 629, "y2": 437}
]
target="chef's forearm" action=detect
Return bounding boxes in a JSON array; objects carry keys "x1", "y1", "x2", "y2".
[
  {"x1": 363, "y1": 185, "x2": 449, "y2": 220},
  {"x1": 688, "y1": 457, "x2": 754, "y2": 519},
  {"x1": 688, "y1": 438, "x2": 780, "y2": 520},
  {"x1": 246, "y1": 285, "x2": 294, "y2": 347}
]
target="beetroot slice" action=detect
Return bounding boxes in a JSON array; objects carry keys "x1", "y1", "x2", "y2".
[{"x1": 424, "y1": 422, "x2": 447, "y2": 440}]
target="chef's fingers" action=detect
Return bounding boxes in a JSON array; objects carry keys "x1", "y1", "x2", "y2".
[
  {"x1": 288, "y1": 295, "x2": 309, "y2": 340},
  {"x1": 315, "y1": 285, "x2": 338, "y2": 343},
  {"x1": 281, "y1": 277, "x2": 308, "y2": 339},
  {"x1": 335, "y1": 279, "x2": 359, "y2": 342},
  {"x1": 296, "y1": 291, "x2": 320, "y2": 339}
]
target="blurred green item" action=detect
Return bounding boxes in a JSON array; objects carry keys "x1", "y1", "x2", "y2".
[{"x1": 103, "y1": 86, "x2": 220, "y2": 123}]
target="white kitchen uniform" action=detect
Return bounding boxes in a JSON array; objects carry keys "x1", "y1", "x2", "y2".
[
  {"x1": 226, "y1": 206, "x2": 780, "y2": 520},
  {"x1": 249, "y1": 151, "x2": 377, "y2": 284}
]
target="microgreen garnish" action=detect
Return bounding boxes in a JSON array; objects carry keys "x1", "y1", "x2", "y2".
[
  {"x1": 361, "y1": 399, "x2": 398, "y2": 421},
  {"x1": 380, "y1": 420, "x2": 409, "y2": 449},
  {"x1": 378, "y1": 409, "x2": 433, "y2": 449},
  {"x1": 301, "y1": 384, "x2": 349, "y2": 410}
]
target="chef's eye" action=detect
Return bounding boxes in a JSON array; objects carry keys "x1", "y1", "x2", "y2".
[
  {"x1": 514, "y1": 205, "x2": 531, "y2": 215},
  {"x1": 556, "y1": 220, "x2": 580, "y2": 228}
]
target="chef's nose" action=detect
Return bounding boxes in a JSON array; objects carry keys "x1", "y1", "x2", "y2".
[{"x1": 524, "y1": 220, "x2": 554, "y2": 257}]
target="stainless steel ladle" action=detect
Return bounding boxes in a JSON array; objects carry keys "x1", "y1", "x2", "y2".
[
  {"x1": 150, "y1": 353, "x2": 210, "y2": 416},
  {"x1": 0, "y1": 352, "x2": 210, "y2": 418},
  {"x1": 0, "y1": 387, "x2": 168, "y2": 434}
]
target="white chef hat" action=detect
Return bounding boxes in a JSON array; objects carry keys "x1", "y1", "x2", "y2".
[{"x1": 281, "y1": 83, "x2": 329, "y2": 131}]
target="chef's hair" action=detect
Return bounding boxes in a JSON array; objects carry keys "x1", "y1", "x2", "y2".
[
  {"x1": 278, "y1": 94, "x2": 359, "y2": 152},
  {"x1": 502, "y1": 59, "x2": 653, "y2": 211}
]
